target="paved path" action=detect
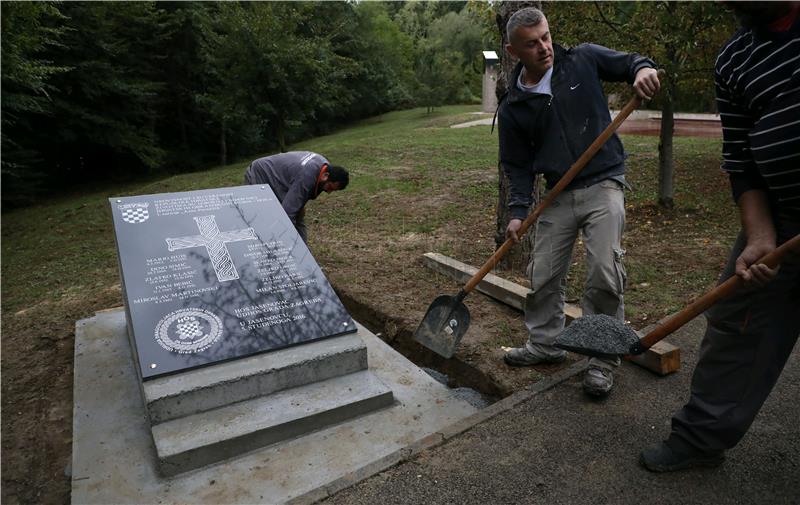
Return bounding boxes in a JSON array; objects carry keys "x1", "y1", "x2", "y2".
[
  {"x1": 451, "y1": 111, "x2": 722, "y2": 138},
  {"x1": 323, "y1": 316, "x2": 800, "y2": 505},
  {"x1": 617, "y1": 118, "x2": 721, "y2": 138}
]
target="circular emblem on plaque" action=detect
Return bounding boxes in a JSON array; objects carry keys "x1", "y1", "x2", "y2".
[
  {"x1": 154, "y1": 308, "x2": 222, "y2": 354},
  {"x1": 120, "y1": 202, "x2": 150, "y2": 224}
]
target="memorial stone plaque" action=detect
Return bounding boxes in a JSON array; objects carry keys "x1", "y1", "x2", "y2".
[{"x1": 109, "y1": 185, "x2": 356, "y2": 380}]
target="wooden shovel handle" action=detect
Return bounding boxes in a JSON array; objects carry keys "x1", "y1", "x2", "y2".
[
  {"x1": 464, "y1": 95, "x2": 643, "y2": 294},
  {"x1": 636, "y1": 233, "x2": 800, "y2": 350}
]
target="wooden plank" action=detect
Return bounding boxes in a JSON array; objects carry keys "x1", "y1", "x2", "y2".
[
  {"x1": 422, "y1": 252, "x2": 680, "y2": 375},
  {"x1": 627, "y1": 340, "x2": 680, "y2": 376},
  {"x1": 422, "y1": 252, "x2": 581, "y2": 322}
]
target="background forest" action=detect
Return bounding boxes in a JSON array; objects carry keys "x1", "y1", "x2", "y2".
[{"x1": 1, "y1": 1, "x2": 735, "y2": 206}]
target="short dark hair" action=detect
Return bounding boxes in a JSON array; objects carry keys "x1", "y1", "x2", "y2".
[
  {"x1": 327, "y1": 165, "x2": 349, "y2": 189},
  {"x1": 507, "y1": 7, "x2": 546, "y2": 43}
]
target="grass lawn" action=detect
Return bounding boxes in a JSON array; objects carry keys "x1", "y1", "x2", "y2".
[{"x1": 1, "y1": 105, "x2": 738, "y2": 503}]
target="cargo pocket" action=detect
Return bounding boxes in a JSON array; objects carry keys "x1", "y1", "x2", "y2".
[
  {"x1": 613, "y1": 246, "x2": 627, "y2": 294},
  {"x1": 529, "y1": 219, "x2": 553, "y2": 285}
]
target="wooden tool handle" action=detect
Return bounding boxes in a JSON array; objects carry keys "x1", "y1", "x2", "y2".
[
  {"x1": 463, "y1": 95, "x2": 643, "y2": 294},
  {"x1": 636, "y1": 233, "x2": 800, "y2": 350}
]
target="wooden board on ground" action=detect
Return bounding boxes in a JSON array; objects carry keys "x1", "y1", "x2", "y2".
[
  {"x1": 422, "y1": 252, "x2": 680, "y2": 376},
  {"x1": 422, "y1": 253, "x2": 581, "y2": 321},
  {"x1": 627, "y1": 333, "x2": 681, "y2": 376}
]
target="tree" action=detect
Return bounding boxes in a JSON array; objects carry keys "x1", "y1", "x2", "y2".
[
  {"x1": 549, "y1": 1, "x2": 735, "y2": 207},
  {"x1": 493, "y1": 0, "x2": 542, "y2": 271},
  {"x1": 195, "y1": 2, "x2": 256, "y2": 164},
  {"x1": 1, "y1": 2, "x2": 68, "y2": 200},
  {"x1": 639, "y1": 2, "x2": 734, "y2": 208},
  {"x1": 394, "y1": 0, "x2": 462, "y2": 41},
  {"x1": 395, "y1": 0, "x2": 479, "y2": 112},
  {"x1": 428, "y1": 9, "x2": 486, "y2": 100},
  {"x1": 198, "y1": 2, "x2": 359, "y2": 157},
  {"x1": 337, "y1": 2, "x2": 416, "y2": 118},
  {"x1": 414, "y1": 41, "x2": 465, "y2": 113},
  {"x1": 33, "y1": 2, "x2": 170, "y2": 180},
  {"x1": 155, "y1": 2, "x2": 219, "y2": 171}
]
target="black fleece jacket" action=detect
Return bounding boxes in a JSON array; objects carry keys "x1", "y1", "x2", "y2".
[{"x1": 498, "y1": 43, "x2": 655, "y2": 220}]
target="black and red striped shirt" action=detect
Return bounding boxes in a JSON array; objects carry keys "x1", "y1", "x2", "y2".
[{"x1": 715, "y1": 15, "x2": 800, "y2": 217}]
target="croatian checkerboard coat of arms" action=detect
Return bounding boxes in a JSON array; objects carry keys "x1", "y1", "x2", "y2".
[{"x1": 119, "y1": 202, "x2": 150, "y2": 224}]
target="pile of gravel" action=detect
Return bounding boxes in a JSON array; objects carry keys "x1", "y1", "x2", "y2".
[{"x1": 554, "y1": 314, "x2": 639, "y2": 356}]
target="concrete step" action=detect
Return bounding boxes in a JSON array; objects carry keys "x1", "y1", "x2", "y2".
[
  {"x1": 143, "y1": 333, "x2": 368, "y2": 423},
  {"x1": 152, "y1": 369, "x2": 394, "y2": 476}
]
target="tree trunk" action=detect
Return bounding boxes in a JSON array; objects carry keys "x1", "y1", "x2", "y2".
[
  {"x1": 277, "y1": 112, "x2": 286, "y2": 153},
  {"x1": 658, "y1": 93, "x2": 675, "y2": 208},
  {"x1": 495, "y1": 0, "x2": 541, "y2": 274},
  {"x1": 658, "y1": 61, "x2": 676, "y2": 208},
  {"x1": 178, "y1": 103, "x2": 188, "y2": 159},
  {"x1": 219, "y1": 119, "x2": 227, "y2": 166}
]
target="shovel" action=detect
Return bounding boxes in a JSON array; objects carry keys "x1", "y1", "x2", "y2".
[
  {"x1": 414, "y1": 94, "x2": 646, "y2": 358},
  {"x1": 554, "y1": 233, "x2": 800, "y2": 358}
]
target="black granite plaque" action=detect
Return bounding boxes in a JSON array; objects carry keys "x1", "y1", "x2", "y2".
[{"x1": 109, "y1": 185, "x2": 356, "y2": 380}]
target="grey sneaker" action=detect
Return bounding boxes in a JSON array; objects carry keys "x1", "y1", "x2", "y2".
[
  {"x1": 583, "y1": 366, "x2": 613, "y2": 396},
  {"x1": 504, "y1": 347, "x2": 566, "y2": 367},
  {"x1": 640, "y1": 442, "x2": 725, "y2": 472}
]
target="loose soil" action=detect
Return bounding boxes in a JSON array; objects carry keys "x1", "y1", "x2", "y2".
[{"x1": 1, "y1": 106, "x2": 738, "y2": 504}]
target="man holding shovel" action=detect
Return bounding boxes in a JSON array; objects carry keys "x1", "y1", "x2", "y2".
[
  {"x1": 498, "y1": 7, "x2": 659, "y2": 396},
  {"x1": 640, "y1": 1, "x2": 800, "y2": 472}
]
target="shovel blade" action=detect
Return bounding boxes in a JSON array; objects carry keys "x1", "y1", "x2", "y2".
[{"x1": 414, "y1": 294, "x2": 470, "y2": 358}]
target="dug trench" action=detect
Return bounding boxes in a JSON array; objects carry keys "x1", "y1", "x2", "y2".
[
  {"x1": 337, "y1": 289, "x2": 503, "y2": 403},
  {"x1": 334, "y1": 284, "x2": 579, "y2": 403}
]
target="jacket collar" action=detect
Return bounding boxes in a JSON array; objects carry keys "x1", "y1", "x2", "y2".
[
  {"x1": 310, "y1": 163, "x2": 328, "y2": 199},
  {"x1": 506, "y1": 44, "x2": 567, "y2": 104}
]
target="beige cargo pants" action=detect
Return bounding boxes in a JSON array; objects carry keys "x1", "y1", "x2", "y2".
[{"x1": 524, "y1": 179, "x2": 626, "y2": 370}]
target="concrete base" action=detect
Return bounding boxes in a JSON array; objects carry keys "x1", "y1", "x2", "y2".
[
  {"x1": 71, "y1": 308, "x2": 477, "y2": 504},
  {"x1": 144, "y1": 333, "x2": 369, "y2": 423},
  {"x1": 154, "y1": 370, "x2": 394, "y2": 476}
]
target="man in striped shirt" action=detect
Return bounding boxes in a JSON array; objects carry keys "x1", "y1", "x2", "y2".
[{"x1": 641, "y1": 2, "x2": 800, "y2": 472}]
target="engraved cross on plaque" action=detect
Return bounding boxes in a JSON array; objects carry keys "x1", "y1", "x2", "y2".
[{"x1": 165, "y1": 215, "x2": 257, "y2": 282}]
